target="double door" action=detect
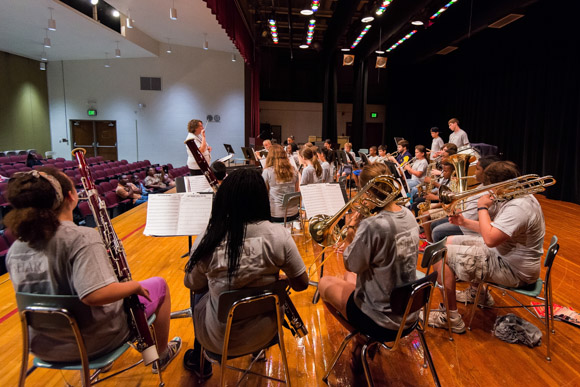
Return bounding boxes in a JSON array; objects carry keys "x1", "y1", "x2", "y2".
[{"x1": 71, "y1": 120, "x2": 118, "y2": 161}]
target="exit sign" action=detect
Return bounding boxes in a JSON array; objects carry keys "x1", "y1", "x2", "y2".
[
  {"x1": 87, "y1": 109, "x2": 97, "y2": 116},
  {"x1": 370, "y1": 112, "x2": 378, "y2": 118}
]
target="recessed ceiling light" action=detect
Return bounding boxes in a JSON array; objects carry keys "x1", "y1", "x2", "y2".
[
  {"x1": 300, "y1": 44, "x2": 309, "y2": 49},
  {"x1": 375, "y1": 50, "x2": 385, "y2": 54},
  {"x1": 300, "y1": 9, "x2": 314, "y2": 16},
  {"x1": 362, "y1": 16, "x2": 374, "y2": 23},
  {"x1": 411, "y1": 20, "x2": 424, "y2": 26},
  {"x1": 112, "y1": 10, "x2": 120, "y2": 17},
  {"x1": 341, "y1": 48, "x2": 350, "y2": 52}
]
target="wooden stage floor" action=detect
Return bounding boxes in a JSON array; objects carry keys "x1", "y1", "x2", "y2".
[{"x1": 1, "y1": 194, "x2": 579, "y2": 386}]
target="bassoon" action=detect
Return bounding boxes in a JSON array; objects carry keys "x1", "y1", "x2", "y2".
[
  {"x1": 184, "y1": 139, "x2": 308, "y2": 337},
  {"x1": 71, "y1": 148, "x2": 160, "y2": 365}
]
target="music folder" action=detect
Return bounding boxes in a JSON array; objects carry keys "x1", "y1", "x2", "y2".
[{"x1": 144, "y1": 193, "x2": 213, "y2": 236}]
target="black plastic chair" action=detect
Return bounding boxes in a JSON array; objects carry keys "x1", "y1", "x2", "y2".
[
  {"x1": 322, "y1": 272, "x2": 440, "y2": 387},
  {"x1": 199, "y1": 281, "x2": 294, "y2": 386}
]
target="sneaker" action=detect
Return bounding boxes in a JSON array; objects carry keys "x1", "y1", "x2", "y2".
[
  {"x1": 183, "y1": 348, "x2": 213, "y2": 379},
  {"x1": 456, "y1": 287, "x2": 495, "y2": 307},
  {"x1": 419, "y1": 240, "x2": 428, "y2": 253},
  {"x1": 428, "y1": 306, "x2": 466, "y2": 334},
  {"x1": 419, "y1": 232, "x2": 426, "y2": 239},
  {"x1": 152, "y1": 336, "x2": 182, "y2": 374}
]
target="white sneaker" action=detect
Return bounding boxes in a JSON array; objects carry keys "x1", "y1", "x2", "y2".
[
  {"x1": 427, "y1": 304, "x2": 466, "y2": 334},
  {"x1": 456, "y1": 288, "x2": 495, "y2": 307}
]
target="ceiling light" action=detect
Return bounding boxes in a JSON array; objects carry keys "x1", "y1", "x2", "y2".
[
  {"x1": 232, "y1": 53, "x2": 236, "y2": 62},
  {"x1": 41, "y1": 51, "x2": 48, "y2": 61},
  {"x1": 341, "y1": 48, "x2": 350, "y2": 52},
  {"x1": 350, "y1": 25, "x2": 372, "y2": 49},
  {"x1": 306, "y1": 19, "x2": 316, "y2": 45},
  {"x1": 375, "y1": 50, "x2": 385, "y2": 54},
  {"x1": 430, "y1": 0, "x2": 459, "y2": 20},
  {"x1": 91, "y1": 0, "x2": 98, "y2": 5},
  {"x1": 300, "y1": 9, "x2": 314, "y2": 16},
  {"x1": 40, "y1": 62, "x2": 46, "y2": 71},
  {"x1": 126, "y1": 9, "x2": 133, "y2": 28},
  {"x1": 376, "y1": 1, "x2": 392, "y2": 16},
  {"x1": 115, "y1": 42, "x2": 121, "y2": 58},
  {"x1": 48, "y1": 8, "x2": 56, "y2": 31},
  {"x1": 170, "y1": 0, "x2": 178, "y2": 21},
  {"x1": 362, "y1": 16, "x2": 374, "y2": 23},
  {"x1": 104, "y1": 53, "x2": 111, "y2": 68},
  {"x1": 411, "y1": 20, "x2": 424, "y2": 26},
  {"x1": 311, "y1": 1, "x2": 320, "y2": 12},
  {"x1": 268, "y1": 18, "x2": 279, "y2": 44},
  {"x1": 386, "y1": 30, "x2": 417, "y2": 52},
  {"x1": 203, "y1": 34, "x2": 209, "y2": 50},
  {"x1": 43, "y1": 30, "x2": 51, "y2": 48},
  {"x1": 166, "y1": 38, "x2": 172, "y2": 54},
  {"x1": 112, "y1": 10, "x2": 120, "y2": 17},
  {"x1": 299, "y1": 44, "x2": 308, "y2": 49}
]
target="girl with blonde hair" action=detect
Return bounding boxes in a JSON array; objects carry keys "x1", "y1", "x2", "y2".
[{"x1": 262, "y1": 145, "x2": 300, "y2": 222}]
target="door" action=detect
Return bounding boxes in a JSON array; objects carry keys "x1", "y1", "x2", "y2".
[{"x1": 71, "y1": 120, "x2": 118, "y2": 161}]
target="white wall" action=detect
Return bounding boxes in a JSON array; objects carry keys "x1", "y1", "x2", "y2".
[
  {"x1": 47, "y1": 44, "x2": 245, "y2": 167},
  {"x1": 259, "y1": 101, "x2": 386, "y2": 143}
]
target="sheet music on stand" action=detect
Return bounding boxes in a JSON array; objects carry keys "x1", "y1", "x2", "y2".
[
  {"x1": 144, "y1": 193, "x2": 213, "y2": 236},
  {"x1": 181, "y1": 175, "x2": 212, "y2": 192},
  {"x1": 259, "y1": 158, "x2": 266, "y2": 168},
  {"x1": 300, "y1": 183, "x2": 347, "y2": 219}
]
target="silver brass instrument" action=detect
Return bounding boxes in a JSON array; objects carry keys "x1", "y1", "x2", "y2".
[
  {"x1": 309, "y1": 175, "x2": 402, "y2": 246},
  {"x1": 388, "y1": 151, "x2": 399, "y2": 158},
  {"x1": 440, "y1": 174, "x2": 556, "y2": 213}
]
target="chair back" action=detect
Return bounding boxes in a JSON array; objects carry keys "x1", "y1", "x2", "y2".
[
  {"x1": 391, "y1": 271, "x2": 438, "y2": 317},
  {"x1": 15, "y1": 292, "x2": 92, "y2": 332},
  {"x1": 282, "y1": 192, "x2": 300, "y2": 209},
  {"x1": 421, "y1": 237, "x2": 447, "y2": 274},
  {"x1": 544, "y1": 235, "x2": 559, "y2": 268},
  {"x1": 216, "y1": 281, "x2": 287, "y2": 324}
]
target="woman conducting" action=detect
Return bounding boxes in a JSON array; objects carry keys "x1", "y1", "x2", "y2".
[
  {"x1": 182, "y1": 168, "x2": 309, "y2": 378},
  {"x1": 5, "y1": 168, "x2": 181, "y2": 372},
  {"x1": 262, "y1": 144, "x2": 300, "y2": 222},
  {"x1": 318, "y1": 163, "x2": 420, "y2": 371},
  {"x1": 186, "y1": 119, "x2": 212, "y2": 176}
]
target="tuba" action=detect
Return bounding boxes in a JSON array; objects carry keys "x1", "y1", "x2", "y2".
[
  {"x1": 309, "y1": 175, "x2": 402, "y2": 246},
  {"x1": 439, "y1": 174, "x2": 556, "y2": 214}
]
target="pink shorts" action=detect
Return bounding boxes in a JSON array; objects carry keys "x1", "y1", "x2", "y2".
[{"x1": 138, "y1": 277, "x2": 167, "y2": 317}]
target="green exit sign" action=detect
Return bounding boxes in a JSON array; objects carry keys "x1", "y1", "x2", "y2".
[
  {"x1": 87, "y1": 109, "x2": 97, "y2": 116},
  {"x1": 370, "y1": 112, "x2": 378, "y2": 118}
]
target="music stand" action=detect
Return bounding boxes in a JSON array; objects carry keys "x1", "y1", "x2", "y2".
[
  {"x1": 241, "y1": 147, "x2": 256, "y2": 164},
  {"x1": 223, "y1": 144, "x2": 235, "y2": 155},
  {"x1": 385, "y1": 161, "x2": 409, "y2": 197},
  {"x1": 359, "y1": 152, "x2": 369, "y2": 165},
  {"x1": 346, "y1": 151, "x2": 359, "y2": 169},
  {"x1": 394, "y1": 137, "x2": 405, "y2": 148}
]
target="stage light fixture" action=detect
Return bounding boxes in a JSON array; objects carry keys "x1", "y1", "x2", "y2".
[{"x1": 48, "y1": 8, "x2": 56, "y2": 31}]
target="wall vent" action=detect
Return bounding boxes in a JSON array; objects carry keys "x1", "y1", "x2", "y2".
[
  {"x1": 489, "y1": 14, "x2": 524, "y2": 29},
  {"x1": 436, "y1": 46, "x2": 458, "y2": 55},
  {"x1": 140, "y1": 77, "x2": 162, "y2": 91}
]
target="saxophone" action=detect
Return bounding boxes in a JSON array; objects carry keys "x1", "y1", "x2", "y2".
[{"x1": 72, "y1": 148, "x2": 160, "y2": 366}]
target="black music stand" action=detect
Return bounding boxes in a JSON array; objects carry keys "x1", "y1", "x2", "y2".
[
  {"x1": 223, "y1": 144, "x2": 235, "y2": 155},
  {"x1": 241, "y1": 147, "x2": 256, "y2": 164},
  {"x1": 359, "y1": 151, "x2": 369, "y2": 165}
]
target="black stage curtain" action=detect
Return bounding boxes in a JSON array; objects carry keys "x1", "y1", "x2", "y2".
[{"x1": 384, "y1": 1, "x2": 579, "y2": 204}]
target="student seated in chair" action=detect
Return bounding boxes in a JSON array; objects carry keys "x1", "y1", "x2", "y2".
[
  {"x1": 427, "y1": 161, "x2": 546, "y2": 334},
  {"x1": 318, "y1": 162, "x2": 420, "y2": 373},
  {"x1": 183, "y1": 168, "x2": 308, "y2": 379},
  {"x1": 5, "y1": 167, "x2": 181, "y2": 372}
]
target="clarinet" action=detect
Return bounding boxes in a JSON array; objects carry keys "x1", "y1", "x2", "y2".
[
  {"x1": 185, "y1": 138, "x2": 219, "y2": 193},
  {"x1": 283, "y1": 287, "x2": 308, "y2": 338},
  {"x1": 71, "y1": 148, "x2": 160, "y2": 366}
]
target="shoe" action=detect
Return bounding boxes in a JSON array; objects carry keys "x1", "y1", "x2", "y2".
[
  {"x1": 427, "y1": 305, "x2": 466, "y2": 334},
  {"x1": 456, "y1": 287, "x2": 495, "y2": 307},
  {"x1": 183, "y1": 348, "x2": 213, "y2": 379},
  {"x1": 419, "y1": 240, "x2": 428, "y2": 253},
  {"x1": 152, "y1": 337, "x2": 182, "y2": 374},
  {"x1": 419, "y1": 232, "x2": 426, "y2": 239}
]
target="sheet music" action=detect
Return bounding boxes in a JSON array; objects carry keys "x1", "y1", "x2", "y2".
[
  {"x1": 143, "y1": 194, "x2": 181, "y2": 236},
  {"x1": 300, "y1": 184, "x2": 346, "y2": 219},
  {"x1": 259, "y1": 158, "x2": 266, "y2": 168},
  {"x1": 144, "y1": 193, "x2": 213, "y2": 236},
  {"x1": 176, "y1": 194, "x2": 213, "y2": 235},
  {"x1": 183, "y1": 175, "x2": 211, "y2": 192}
]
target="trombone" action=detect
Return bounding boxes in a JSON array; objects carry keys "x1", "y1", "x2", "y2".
[{"x1": 416, "y1": 174, "x2": 556, "y2": 225}]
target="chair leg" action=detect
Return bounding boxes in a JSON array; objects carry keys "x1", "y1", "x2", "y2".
[
  {"x1": 467, "y1": 282, "x2": 485, "y2": 331},
  {"x1": 417, "y1": 329, "x2": 441, "y2": 387},
  {"x1": 440, "y1": 265, "x2": 454, "y2": 341},
  {"x1": 322, "y1": 331, "x2": 358, "y2": 384},
  {"x1": 544, "y1": 298, "x2": 551, "y2": 362},
  {"x1": 19, "y1": 317, "x2": 30, "y2": 387},
  {"x1": 361, "y1": 342, "x2": 376, "y2": 387}
]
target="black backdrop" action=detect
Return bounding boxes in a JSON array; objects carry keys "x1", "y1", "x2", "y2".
[{"x1": 383, "y1": 0, "x2": 580, "y2": 204}]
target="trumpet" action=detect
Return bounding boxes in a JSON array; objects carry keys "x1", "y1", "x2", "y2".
[
  {"x1": 388, "y1": 151, "x2": 399, "y2": 158},
  {"x1": 309, "y1": 175, "x2": 402, "y2": 246},
  {"x1": 416, "y1": 174, "x2": 556, "y2": 224}
]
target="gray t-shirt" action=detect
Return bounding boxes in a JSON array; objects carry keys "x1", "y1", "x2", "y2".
[
  {"x1": 431, "y1": 137, "x2": 444, "y2": 154},
  {"x1": 262, "y1": 167, "x2": 299, "y2": 218},
  {"x1": 410, "y1": 158, "x2": 429, "y2": 183},
  {"x1": 489, "y1": 195, "x2": 545, "y2": 284},
  {"x1": 185, "y1": 221, "x2": 306, "y2": 356},
  {"x1": 6, "y1": 221, "x2": 130, "y2": 362},
  {"x1": 321, "y1": 161, "x2": 333, "y2": 183},
  {"x1": 344, "y1": 208, "x2": 420, "y2": 330},
  {"x1": 449, "y1": 129, "x2": 470, "y2": 148},
  {"x1": 300, "y1": 165, "x2": 322, "y2": 185}
]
